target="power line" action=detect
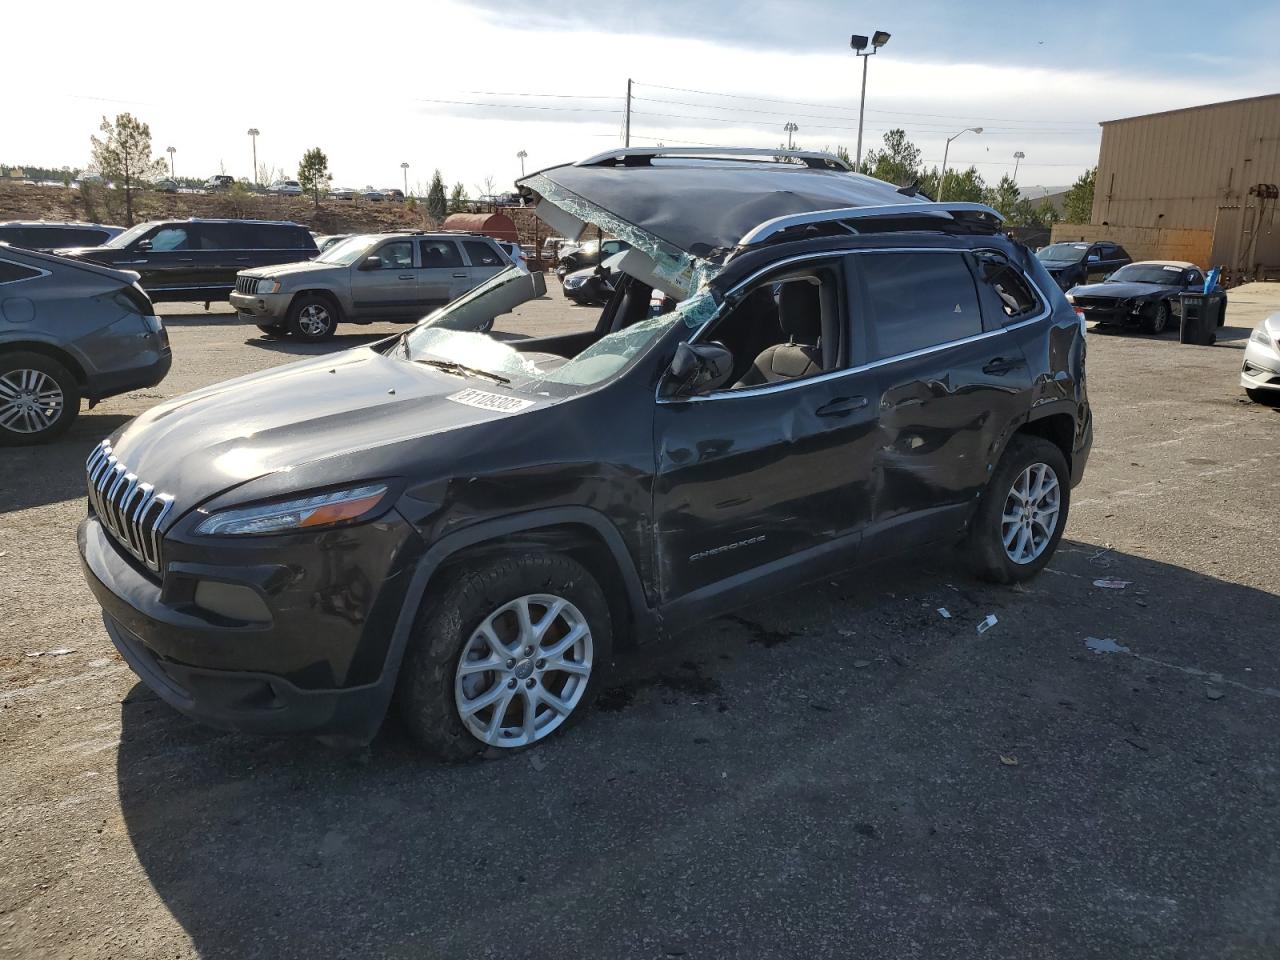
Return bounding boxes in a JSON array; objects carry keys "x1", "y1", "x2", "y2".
[
  {"x1": 632, "y1": 80, "x2": 1098, "y2": 127},
  {"x1": 465, "y1": 90, "x2": 620, "y2": 100},
  {"x1": 631, "y1": 110, "x2": 1090, "y2": 137},
  {"x1": 415, "y1": 97, "x2": 620, "y2": 115}
]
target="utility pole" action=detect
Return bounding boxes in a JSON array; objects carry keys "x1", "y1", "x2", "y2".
[
  {"x1": 784, "y1": 122, "x2": 799, "y2": 150},
  {"x1": 938, "y1": 126, "x2": 983, "y2": 202},
  {"x1": 247, "y1": 128, "x2": 260, "y2": 185},
  {"x1": 1013, "y1": 150, "x2": 1025, "y2": 182},
  {"x1": 517, "y1": 150, "x2": 527, "y2": 176},
  {"x1": 166, "y1": 146, "x2": 175, "y2": 178},
  {"x1": 401, "y1": 161, "x2": 409, "y2": 195},
  {"x1": 624, "y1": 78, "x2": 632, "y2": 148}
]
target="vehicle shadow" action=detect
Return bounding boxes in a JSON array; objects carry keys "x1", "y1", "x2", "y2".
[
  {"x1": 113, "y1": 540, "x2": 1280, "y2": 957},
  {"x1": 0, "y1": 413, "x2": 132, "y2": 513}
]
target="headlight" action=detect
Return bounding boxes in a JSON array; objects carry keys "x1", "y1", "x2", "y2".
[
  {"x1": 1252, "y1": 326, "x2": 1274, "y2": 347},
  {"x1": 256, "y1": 278, "x2": 281, "y2": 294},
  {"x1": 194, "y1": 483, "x2": 389, "y2": 536}
]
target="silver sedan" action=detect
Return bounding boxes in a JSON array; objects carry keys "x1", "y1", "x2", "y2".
[{"x1": 1242, "y1": 312, "x2": 1280, "y2": 404}]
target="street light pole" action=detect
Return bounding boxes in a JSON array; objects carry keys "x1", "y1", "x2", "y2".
[
  {"x1": 1013, "y1": 150, "x2": 1025, "y2": 182},
  {"x1": 850, "y1": 31, "x2": 891, "y2": 172},
  {"x1": 517, "y1": 150, "x2": 528, "y2": 176},
  {"x1": 783, "y1": 122, "x2": 798, "y2": 150},
  {"x1": 937, "y1": 126, "x2": 983, "y2": 202},
  {"x1": 247, "y1": 128, "x2": 260, "y2": 185},
  {"x1": 401, "y1": 162, "x2": 409, "y2": 195},
  {"x1": 166, "y1": 146, "x2": 175, "y2": 178}
]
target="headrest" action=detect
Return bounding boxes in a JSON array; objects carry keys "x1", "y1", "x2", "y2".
[{"x1": 777, "y1": 280, "x2": 822, "y2": 341}]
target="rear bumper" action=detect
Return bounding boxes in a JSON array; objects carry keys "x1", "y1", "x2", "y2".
[
  {"x1": 87, "y1": 348, "x2": 172, "y2": 402},
  {"x1": 1071, "y1": 409, "x2": 1093, "y2": 487}
]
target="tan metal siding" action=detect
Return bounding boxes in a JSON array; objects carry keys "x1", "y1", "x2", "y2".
[{"x1": 1090, "y1": 94, "x2": 1280, "y2": 232}]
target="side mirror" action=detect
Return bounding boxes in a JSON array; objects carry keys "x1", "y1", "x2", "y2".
[
  {"x1": 1086, "y1": 254, "x2": 1100, "y2": 263},
  {"x1": 360, "y1": 255, "x2": 383, "y2": 271},
  {"x1": 135, "y1": 239, "x2": 152, "y2": 252},
  {"x1": 666, "y1": 341, "x2": 735, "y2": 396}
]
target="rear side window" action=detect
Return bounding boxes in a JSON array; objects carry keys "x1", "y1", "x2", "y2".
[
  {"x1": 861, "y1": 252, "x2": 982, "y2": 360},
  {"x1": 200, "y1": 223, "x2": 253, "y2": 249},
  {"x1": 419, "y1": 240, "x2": 462, "y2": 268},
  {"x1": 462, "y1": 240, "x2": 502, "y2": 267},
  {"x1": 976, "y1": 255, "x2": 1041, "y2": 321},
  {"x1": 0, "y1": 260, "x2": 42, "y2": 283}
]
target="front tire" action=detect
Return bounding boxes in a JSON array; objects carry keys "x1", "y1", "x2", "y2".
[
  {"x1": 1246, "y1": 387, "x2": 1280, "y2": 406},
  {"x1": 397, "y1": 552, "x2": 613, "y2": 760},
  {"x1": 1142, "y1": 300, "x2": 1170, "y2": 334},
  {"x1": 287, "y1": 294, "x2": 339, "y2": 342},
  {"x1": 256, "y1": 322, "x2": 288, "y2": 338},
  {"x1": 967, "y1": 435, "x2": 1071, "y2": 583},
  {"x1": 0, "y1": 352, "x2": 80, "y2": 445}
]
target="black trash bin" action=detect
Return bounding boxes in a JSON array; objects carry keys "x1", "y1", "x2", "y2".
[{"x1": 1179, "y1": 291, "x2": 1223, "y2": 345}]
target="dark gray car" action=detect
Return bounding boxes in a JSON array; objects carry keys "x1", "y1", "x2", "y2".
[{"x1": 0, "y1": 244, "x2": 171, "y2": 444}]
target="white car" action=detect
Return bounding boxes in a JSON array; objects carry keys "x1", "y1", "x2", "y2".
[
  {"x1": 329, "y1": 186, "x2": 357, "y2": 200},
  {"x1": 496, "y1": 241, "x2": 529, "y2": 274},
  {"x1": 1242, "y1": 312, "x2": 1280, "y2": 404},
  {"x1": 267, "y1": 180, "x2": 302, "y2": 196}
]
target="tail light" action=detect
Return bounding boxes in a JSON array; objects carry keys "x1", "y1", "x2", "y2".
[{"x1": 1074, "y1": 307, "x2": 1087, "y2": 336}]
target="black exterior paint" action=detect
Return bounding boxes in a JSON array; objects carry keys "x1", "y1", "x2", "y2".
[
  {"x1": 1070, "y1": 270, "x2": 1223, "y2": 327},
  {"x1": 77, "y1": 225, "x2": 1091, "y2": 741},
  {"x1": 63, "y1": 219, "x2": 317, "y2": 303}
]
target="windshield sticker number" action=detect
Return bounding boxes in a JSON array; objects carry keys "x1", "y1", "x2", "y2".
[
  {"x1": 1162, "y1": 265, "x2": 1182, "y2": 272},
  {"x1": 447, "y1": 388, "x2": 533, "y2": 413}
]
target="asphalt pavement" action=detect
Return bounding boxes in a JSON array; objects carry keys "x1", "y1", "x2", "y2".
[{"x1": 1, "y1": 283, "x2": 1278, "y2": 959}]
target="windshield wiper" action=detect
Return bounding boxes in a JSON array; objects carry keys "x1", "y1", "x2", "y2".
[{"x1": 413, "y1": 357, "x2": 510, "y2": 385}]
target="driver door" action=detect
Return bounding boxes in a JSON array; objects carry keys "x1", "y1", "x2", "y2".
[
  {"x1": 651, "y1": 259, "x2": 879, "y2": 606},
  {"x1": 349, "y1": 239, "x2": 418, "y2": 319}
]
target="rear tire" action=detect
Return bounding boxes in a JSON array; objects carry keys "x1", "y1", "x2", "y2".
[
  {"x1": 967, "y1": 435, "x2": 1071, "y2": 584},
  {"x1": 0, "y1": 351, "x2": 80, "y2": 446},
  {"x1": 396, "y1": 552, "x2": 613, "y2": 761},
  {"x1": 287, "y1": 294, "x2": 339, "y2": 342}
]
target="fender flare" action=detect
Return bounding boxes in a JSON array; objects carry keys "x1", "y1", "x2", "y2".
[{"x1": 360, "y1": 506, "x2": 656, "y2": 733}]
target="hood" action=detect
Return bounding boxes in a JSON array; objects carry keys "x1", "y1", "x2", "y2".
[
  {"x1": 1071, "y1": 280, "x2": 1176, "y2": 299},
  {"x1": 245, "y1": 259, "x2": 345, "y2": 280},
  {"x1": 106, "y1": 347, "x2": 550, "y2": 510}
]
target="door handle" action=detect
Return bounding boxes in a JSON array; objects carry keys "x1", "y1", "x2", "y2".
[
  {"x1": 176, "y1": 258, "x2": 195, "y2": 262},
  {"x1": 983, "y1": 356, "x2": 1022, "y2": 376},
  {"x1": 815, "y1": 396, "x2": 868, "y2": 417},
  {"x1": 452, "y1": 272, "x2": 468, "y2": 278},
  {"x1": 398, "y1": 274, "x2": 415, "y2": 280}
]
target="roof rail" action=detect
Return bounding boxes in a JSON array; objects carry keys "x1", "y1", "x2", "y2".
[
  {"x1": 575, "y1": 146, "x2": 852, "y2": 171},
  {"x1": 738, "y1": 201, "x2": 1004, "y2": 246}
]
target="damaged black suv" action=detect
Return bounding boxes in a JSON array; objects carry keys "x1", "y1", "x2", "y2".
[{"x1": 78, "y1": 148, "x2": 1091, "y2": 758}]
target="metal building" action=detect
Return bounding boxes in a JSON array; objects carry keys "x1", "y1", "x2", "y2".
[{"x1": 1055, "y1": 93, "x2": 1280, "y2": 276}]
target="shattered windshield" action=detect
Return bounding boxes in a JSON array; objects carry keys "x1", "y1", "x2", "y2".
[{"x1": 400, "y1": 281, "x2": 718, "y2": 392}]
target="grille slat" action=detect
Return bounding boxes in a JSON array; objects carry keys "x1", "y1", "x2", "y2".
[
  {"x1": 235, "y1": 276, "x2": 257, "y2": 296},
  {"x1": 85, "y1": 440, "x2": 174, "y2": 573}
]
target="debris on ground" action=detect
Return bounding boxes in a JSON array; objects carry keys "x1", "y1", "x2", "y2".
[
  {"x1": 853, "y1": 659, "x2": 873, "y2": 669},
  {"x1": 1085, "y1": 637, "x2": 1130, "y2": 654},
  {"x1": 937, "y1": 607, "x2": 952, "y2": 619},
  {"x1": 999, "y1": 755, "x2": 1019, "y2": 766},
  {"x1": 1205, "y1": 687, "x2": 1225, "y2": 701},
  {"x1": 529, "y1": 754, "x2": 547, "y2": 772},
  {"x1": 27, "y1": 648, "x2": 76, "y2": 658},
  {"x1": 1093, "y1": 579, "x2": 1131, "y2": 589},
  {"x1": 977, "y1": 614, "x2": 998, "y2": 635}
]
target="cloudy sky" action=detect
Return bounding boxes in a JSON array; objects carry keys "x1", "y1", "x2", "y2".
[{"x1": 9, "y1": 0, "x2": 1278, "y2": 195}]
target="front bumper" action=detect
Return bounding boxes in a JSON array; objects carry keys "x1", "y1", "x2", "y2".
[
  {"x1": 1241, "y1": 336, "x2": 1280, "y2": 393},
  {"x1": 229, "y1": 290, "x2": 293, "y2": 322},
  {"x1": 78, "y1": 510, "x2": 422, "y2": 740}
]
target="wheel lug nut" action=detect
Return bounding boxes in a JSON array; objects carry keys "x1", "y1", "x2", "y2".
[
  {"x1": 523, "y1": 646, "x2": 533, "y2": 656},
  {"x1": 535, "y1": 659, "x2": 545, "y2": 669},
  {"x1": 506, "y1": 659, "x2": 515, "y2": 668},
  {"x1": 526, "y1": 677, "x2": 536, "y2": 688},
  {"x1": 507, "y1": 679, "x2": 517, "y2": 689}
]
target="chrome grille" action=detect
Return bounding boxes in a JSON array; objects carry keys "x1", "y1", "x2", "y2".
[
  {"x1": 235, "y1": 275, "x2": 257, "y2": 296},
  {"x1": 85, "y1": 440, "x2": 174, "y2": 572}
]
